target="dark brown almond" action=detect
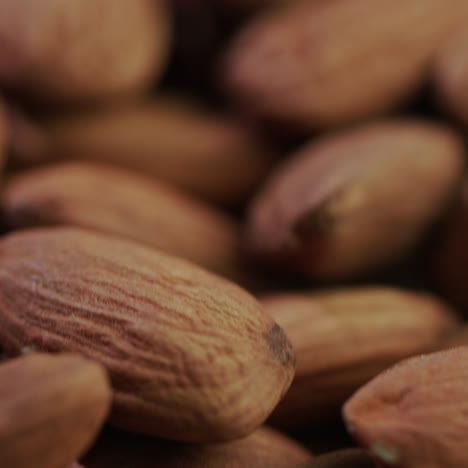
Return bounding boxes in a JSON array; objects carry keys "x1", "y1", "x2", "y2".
[
  {"x1": 9, "y1": 97, "x2": 275, "y2": 206},
  {"x1": 222, "y1": 0, "x2": 468, "y2": 130},
  {"x1": 83, "y1": 426, "x2": 312, "y2": 467},
  {"x1": 343, "y1": 348, "x2": 468, "y2": 467},
  {"x1": 0, "y1": 353, "x2": 111, "y2": 468},
  {"x1": 246, "y1": 120, "x2": 463, "y2": 280},
  {"x1": 1, "y1": 162, "x2": 254, "y2": 286},
  {"x1": 0, "y1": 227, "x2": 295, "y2": 442},
  {"x1": 300, "y1": 449, "x2": 375, "y2": 468},
  {"x1": 0, "y1": 0, "x2": 170, "y2": 106},
  {"x1": 263, "y1": 288, "x2": 458, "y2": 428}
]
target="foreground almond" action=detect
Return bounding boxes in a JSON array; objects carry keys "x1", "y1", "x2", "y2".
[
  {"x1": 246, "y1": 120, "x2": 463, "y2": 280},
  {"x1": 0, "y1": 0, "x2": 170, "y2": 106},
  {"x1": 222, "y1": 0, "x2": 468, "y2": 130},
  {"x1": 9, "y1": 97, "x2": 274, "y2": 205},
  {"x1": 0, "y1": 353, "x2": 111, "y2": 468},
  {"x1": 301, "y1": 449, "x2": 375, "y2": 468},
  {"x1": 0, "y1": 228, "x2": 295, "y2": 442},
  {"x1": 83, "y1": 426, "x2": 311, "y2": 467},
  {"x1": 344, "y1": 347, "x2": 468, "y2": 467},
  {"x1": 262, "y1": 288, "x2": 458, "y2": 428},
  {"x1": 1, "y1": 162, "x2": 252, "y2": 285}
]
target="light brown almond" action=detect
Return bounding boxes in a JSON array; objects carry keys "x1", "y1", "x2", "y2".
[
  {"x1": 0, "y1": 353, "x2": 111, "y2": 468},
  {"x1": 0, "y1": 227, "x2": 295, "y2": 442},
  {"x1": 246, "y1": 120, "x2": 463, "y2": 280},
  {"x1": 262, "y1": 288, "x2": 458, "y2": 428},
  {"x1": 222, "y1": 0, "x2": 468, "y2": 130},
  {"x1": 9, "y1": 96, "x2": 274, "y2": 206},
  {"x1": 0, "y1": 0, "x2": 170, "y2": 106},
  {"x1": 343, "y1": 347, "x2": 468, "y2": 467},
  {"x1": 1, "y1": 162, "x2": 253, "y2": 286},
  {"x1": 83, "y1": 426, "x2": 312, "y2": 467}
]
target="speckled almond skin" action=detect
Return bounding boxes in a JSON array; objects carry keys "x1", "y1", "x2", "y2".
[
  {"x1": 0, "y1": 0, "x2": 170, "y2": 106},
  {"x1": 9, "y1": 97, "x2": 274, "y2": 206},
  {"x1": 0, "y1": 228, "x2": 295, "y2": 442},
  {"x1": 83, "y1": 426, "x2": 312, "y2": 467},
  {"x1": 0, "y1": 353, "x2": 111, "y2": 468},
  {"x1": 343, "y1": 348, "x2": 468, "y2": 468},
  {"x1": 261, "y1": 288, "x2": 458, "y2": 428},
  {"x1": 245, "y1": 120, "x2": 464, "y2": 280},
  {"x1": 1, "y1": 162, "x2": 251, "y2": 286},
  {"x1": 222, "y1": 0, "x2": 468, "y2": 130}
]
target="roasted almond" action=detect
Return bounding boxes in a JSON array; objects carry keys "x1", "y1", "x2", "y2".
[
  {"x1": 245, "y1": 120, "x2": 463, "y2": 280},
  {"x1": 343, "y1": 347, "x2": 468, "y2": 467},
  {"x1": 0, "y1": 227, "x2": 295, "y2": 442},
  {"x1": 300, "y1": 449, "x2": 375, "y2": 468},
  {"x1": 262, "y1": 288, "x2": 458, "y2": 428},
  {"x1": 1, "y1": 162, "x2": 252, "y2": 285},
  {"x1": 83, "y1": 426, "x2": 312, "y2": 467},
  {"x1": 222, "y1": 0, "x2": 468, "y2": 130},
  {"x1": 9, "y1": 96, "x2": 274, "y2": 205},
  {"x1": 0, "y1": 0, "x2": 170, "y2": 106},
  {"x1": 0, "y1": 352, "x2": 111, "y2": 468}
]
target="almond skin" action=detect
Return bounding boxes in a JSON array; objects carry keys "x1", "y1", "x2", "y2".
[
  {"x1": 222, "y1": 0, "x2": 468, "y2": 130},
  {"x1": 0, "y1": 227, "x2": 295, "y2": 442},
  {"x1": 432, "y1": 178, "x2": 468, "y2": 312},
  {"x1": 1, "y1": 162, "x2": 252, "y2": 286},
  {"x1": 300, "y1": 449, "x2": 375, "y2": 468},
  {"x1": 245, "y1": 120, "x2": 464, "y2": 280},
  {"x1": 83, "y1": 426, "x2": 312, "y2": 467},
  {"x1": 0, "y1": 353, "x2": 111, "y2": 468},
  {"x1": 0, "y1": 0, "x2": 170, "y2": 106},
  {"x1": 9, "y1": 96, "x2": 274, "y2": 206},
  {"x1": 262, "y1": 288, "x2": 458, "y2": 428},
  {"x1": 343, "y1": 347, "x2": 468, "y2": 467}
]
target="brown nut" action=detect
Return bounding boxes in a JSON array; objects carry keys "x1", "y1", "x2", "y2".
[
  {"x1": 0, "y1": 227, "x2": 295, "y2": 442},
  {"x1": 0, "y1": 353, "x2": 111, "y2": 468},
  {"x1": 300, "y1": 449, "x2": 375, "y2": 468},
  {"x1": 245, "y1": 120, "x2": 464, "y2": 280}
]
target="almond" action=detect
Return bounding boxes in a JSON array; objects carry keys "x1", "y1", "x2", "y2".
[
  {"x1": 0, "y1": 0, "x2": 170, "y2": 106},
  {"x1": 0, "y1": 227, "x2": 295, "y2": 442},
  {"x1": 343, "y1": 347, "x2": 468, "y2": 467},
  {"x1": 245, "y1": 120, "x2": 463, "y2": 280},
  {"x1": 262, "y1": 288, "x2": 458, "y2": 428},
  {"x1": 1, "y1": 162, "x2": 253, "y2": 286},
  {"x1": 222, "y1": 0, "x2": 468, "y2": 130},
  {"x1": 301, "y1": 449, "x2": 375, "y2": 468},
  {"x1": 83, "y1": 426, "x2": 312, "y2": 467},
  {"x1": 8, "y1": 96, "x2": 274, "y2": 205},
  {"x1": 0, "y1": 352, "x2": 111, "y2": 468}
]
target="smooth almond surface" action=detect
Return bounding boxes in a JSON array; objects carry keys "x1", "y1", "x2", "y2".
[
  {"x1": 0, "y1": 228, "x2": 295, "y2": 442},
  {"x1": 344, "y1": 347, "x2": 468, "y2": 467},
  {"x1": 246, "y1": 120, "x2": 464, "y2": 280},
  {"x1": 0, "y1": 353, "x2": 111, "y2": 468}
]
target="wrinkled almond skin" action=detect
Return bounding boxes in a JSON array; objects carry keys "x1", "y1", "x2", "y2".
[
  {"x1": 434, "y1": 29, "x2": 468, "y2": 126},
  {"x1": 344, "y1": 347, "x2": 468, "y2": 468},
  {"x1": 0, "y1": 0, "x2": 170, "y2": 106},
  {"x1": 222, "y1": 0, "x2": 468, "y2": 130},
  {"x1": 0, "y1": 228, "x2": 295, "y2": 442},
  {"x1": 246, "y1": 120, "x2": 464, "y2": 280},
  {"x1": 9, "y1": 97, "x2": 274, "y2": 206},
  {"x1": 1, "y1": 162, "x2": 252, "y2": 286},
  {"x1": 0, "y1": 353, "x2": 111, "y2": 468},
  {"x1": 262, "y1": 288, "x2": 458, "y2": 428},
  {"x1": 432, "y1": 178, "x2": 468, "y2": 313},
  {"x1": 83, "y1": 426, "x2": 311, "y2": 467},
  {"x1": 300, "y1": 449, "x2": 375, "y2": 468}
]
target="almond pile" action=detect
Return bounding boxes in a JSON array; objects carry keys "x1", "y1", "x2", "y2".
[{"x1": 2, "y1": 1, "x2": 468, "y2": 467}]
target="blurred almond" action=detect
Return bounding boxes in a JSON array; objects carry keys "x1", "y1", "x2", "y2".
[
  {"x1": 262, "y1": 287, "x2": 458, "y2": 428},
  {"x1": 9, "y1": 96, "x2": 275, "y2": 206},
  {"x1": 246, "y1": 120, "x2": 464, "y2": 280},
  {"x1": 300, "y1": 449, "x2": 375, "y2": 468},
  {"x1": 0, "y1": 353, "x2": 111, "y2": 468}
]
